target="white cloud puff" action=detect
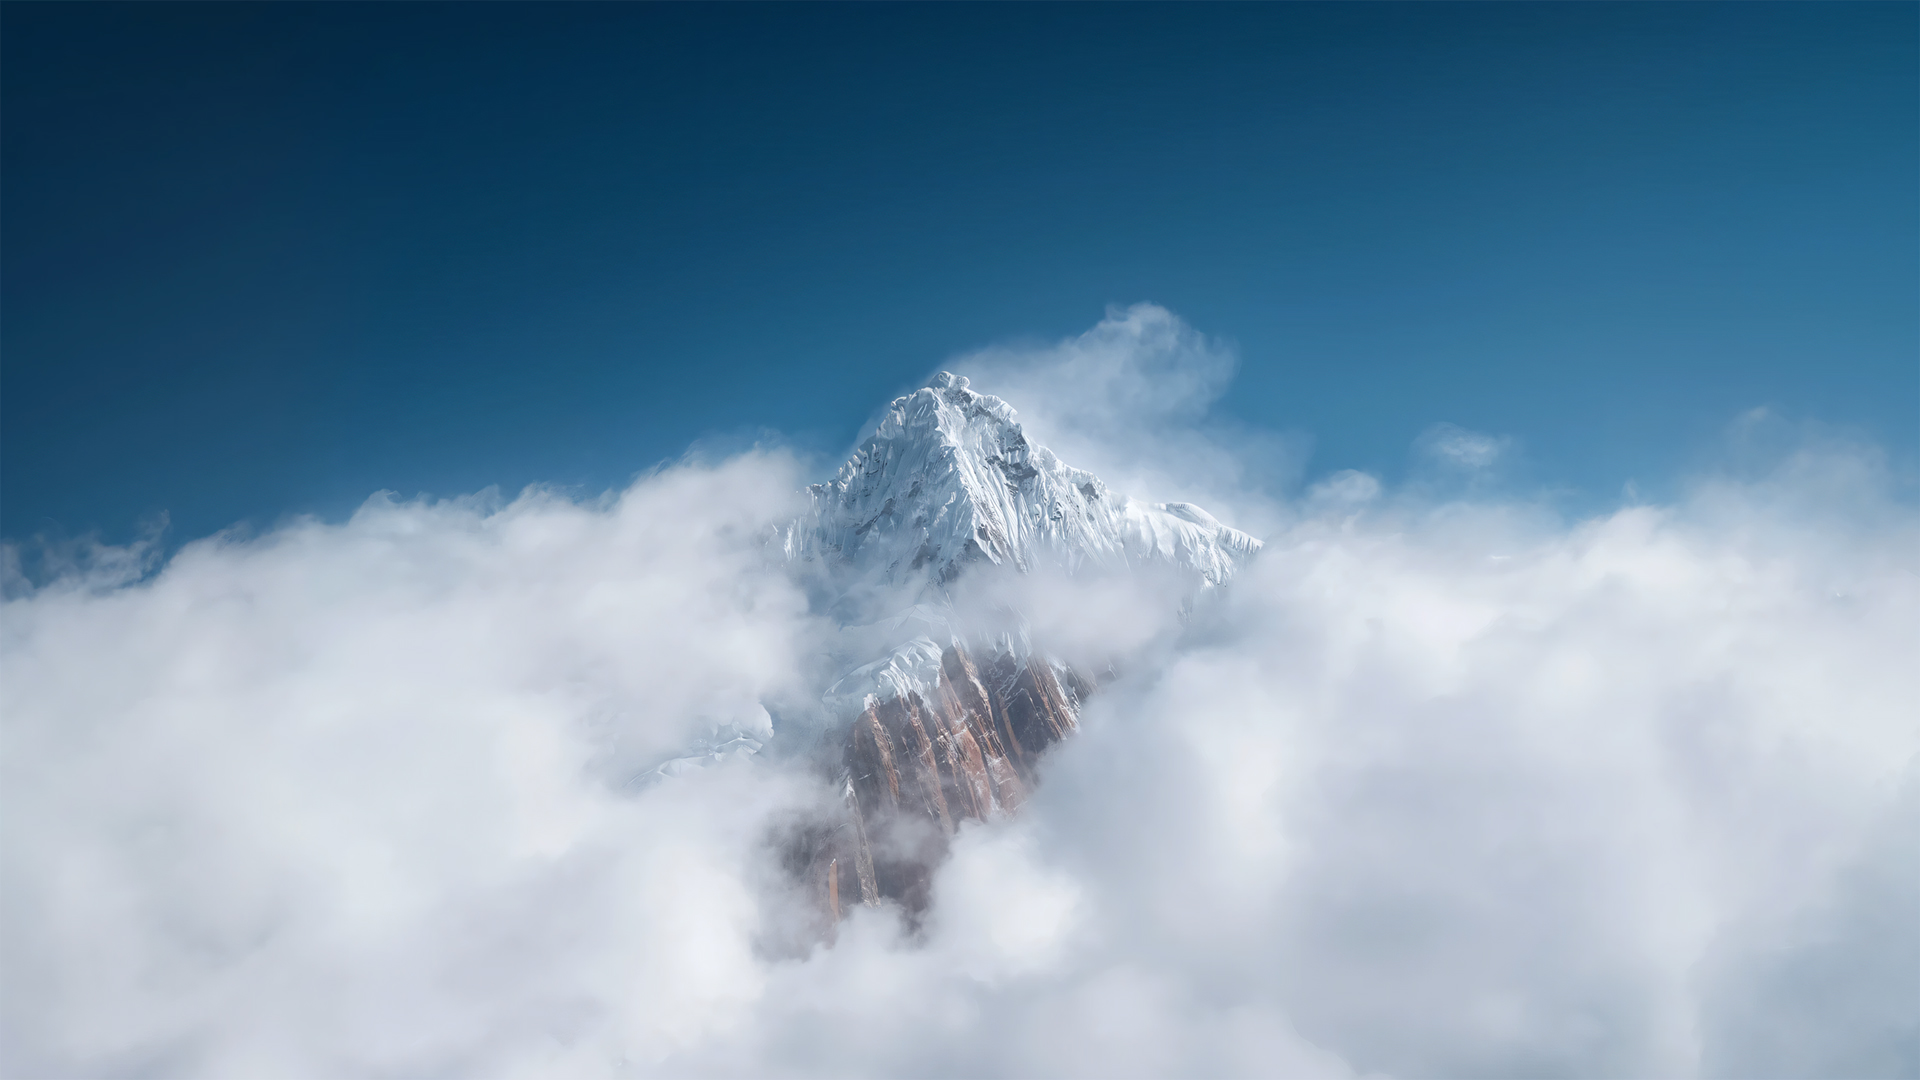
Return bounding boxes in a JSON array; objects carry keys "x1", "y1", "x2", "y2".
[
  {"x1": 3, "y1": 310, "x2": 1916, "y2": 1078},
  {"x1": 2, "y1": 454, "x2": 825, "y2": 1076}
]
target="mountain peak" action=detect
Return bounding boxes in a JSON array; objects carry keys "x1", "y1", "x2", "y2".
[
  {"x1": 869, "y1": 370, "x2": 1020, "y2": 452},
  {"x1": 771, "y1": 375, "x2": 1265, "y2": 921},
  {"x1": 783, "y1": 377, "x2": 1260, "y2": 601}
]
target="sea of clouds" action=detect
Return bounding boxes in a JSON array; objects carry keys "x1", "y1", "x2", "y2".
[{"x1": 4, "y1": 307, "x2": 1915, "y2": 1077}]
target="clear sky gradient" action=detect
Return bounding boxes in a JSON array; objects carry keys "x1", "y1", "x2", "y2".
[{"x1": 4, "y1": 3, "x2": 1914, "y2": 547}]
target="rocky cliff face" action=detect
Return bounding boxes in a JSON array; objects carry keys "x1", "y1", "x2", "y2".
[
  {"x1": 791, "y1": 644, "x2": 1087, "y2": 918},
  {"x1": 772, "y1": 372, "x2": 1258, "y2": 926}
]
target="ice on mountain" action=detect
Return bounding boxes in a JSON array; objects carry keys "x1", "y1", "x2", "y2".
[
  {"x1": 822, "y1": 636, "x2": 947, "y2": 715},
  {"x1": 780, "y1": 371, "x2": 1261, "y2": 604},
  {"x1": 1158, "y1": 501, "x2": 1219, "y2": 528},
  {"x1": 626, "y1": 733, "x2": 765, "y2": 788}
]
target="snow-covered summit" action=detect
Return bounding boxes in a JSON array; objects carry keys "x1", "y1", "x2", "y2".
[
  {"x1": 754, "y1": 373, "x2": 1266, "y2": 916},
  {"x1": 782, "y1": 372, "x2": 1260, "y2": 602},
  {"x1": 656, "y1": 372, "x2": 1262, "y2": 790}
]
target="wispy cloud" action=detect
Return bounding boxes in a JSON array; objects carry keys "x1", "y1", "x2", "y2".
[
  {"x1": 955, "y1": 303, "x2": 1308, "y2": 533},
  {"x1": 1414, "y1": 421, "x2": 1512, "y2": 472}
]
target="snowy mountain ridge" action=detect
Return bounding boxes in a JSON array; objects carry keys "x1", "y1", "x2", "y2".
[
  {"x1": 780, "y1": 372, "x2": 1261, "y2": 610},
  {"x1": 774, "y1": 371, "x2": 1262, "y2": 724}
]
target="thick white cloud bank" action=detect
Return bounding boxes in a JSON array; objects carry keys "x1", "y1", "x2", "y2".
[{"x1": 5, "y1": 309, "x2": 1917, "y2": 1077}]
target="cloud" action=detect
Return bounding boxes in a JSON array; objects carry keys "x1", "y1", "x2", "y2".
[
  {"x1": 1089, "y1": 479, "x2": 1917, "y2": 1078},
  {"x1": 954, "y1": 303, "x2": 1307, "y2": 533},
  {"x1": 3, "y1": 310, "x2": 1916, "y2": 1078},
  {"x1": 1, "y1": 454, "x2": 827, "y2": 1076},
  {"x1": 1414, "y1": 422, "x2": 1512, "y2": 472}
]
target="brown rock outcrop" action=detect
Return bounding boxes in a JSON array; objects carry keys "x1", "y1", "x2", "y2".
[{"x1": 799, "y1": 644, "x2": 1084, "y2": 922}]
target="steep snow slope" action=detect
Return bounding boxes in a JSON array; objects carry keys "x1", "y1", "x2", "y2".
[{"x1": 781, "y1": 372, "x2": 1260, "y2": 608}]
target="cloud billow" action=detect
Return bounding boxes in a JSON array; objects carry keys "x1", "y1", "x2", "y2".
[{"x1": 3, "y1": 308, "x2": 1915, "y2": 1078}]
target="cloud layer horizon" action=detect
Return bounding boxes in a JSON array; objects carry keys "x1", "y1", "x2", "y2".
[{"x1": 5, "y1": 309, "x2": 1915, "y2": 1078}]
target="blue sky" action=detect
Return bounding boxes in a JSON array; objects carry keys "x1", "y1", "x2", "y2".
[{"x1": 4, "y1": 3, "x2": 1913, "y2": 548}]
